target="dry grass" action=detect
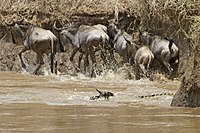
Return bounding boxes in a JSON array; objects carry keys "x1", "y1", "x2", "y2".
[
  {"x1": 0, "y1": 0, "x2": 145, "y2": 25},
  {"x1": 0, "y1": 0, "x2": 199, "y2": 46},
  {"x1": 1, "y1": 0, "x2": 198, "y2": 30}
]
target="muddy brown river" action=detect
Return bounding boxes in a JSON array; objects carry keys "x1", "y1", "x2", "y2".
[{"x1": 0, "y1": 71, "x2": 200, "y2": 133}]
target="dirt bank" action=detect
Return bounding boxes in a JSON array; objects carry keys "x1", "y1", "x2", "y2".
[{"x1": 0, "y1": 41, "x2": 96, "y2": 76}]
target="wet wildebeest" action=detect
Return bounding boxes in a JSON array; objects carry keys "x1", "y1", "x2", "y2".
[
  {"x1": 54, "y1": 22, "x2": 110, "y2": 73},
  {"x1": 90, "y1": 89, "x2": 114, "y2": 100},
  {"x1": 140, "y1": 31, "x2": 179, "y2": 73},
  {"x1": 107, "y1": 21, "x2": 137, "y2": 64},
  {"x1": 6, "y1": 20, "x2": 58, "y2": 74},
  {"x1": 134, "y1": 46, "x2": 154, "y2": 78}
]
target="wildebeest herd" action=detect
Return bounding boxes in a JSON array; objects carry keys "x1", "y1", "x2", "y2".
[{"x1": 5, "y1": 16, "x2": 179, "y2": 80}]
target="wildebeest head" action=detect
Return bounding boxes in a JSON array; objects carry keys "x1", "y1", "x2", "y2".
[
  {"x1": 59, "y1": 28, "x2": 79, "y2": 52},
  {"x1": 59, "y1": 27, "x2": 80, "y2": 48},
  {"x1": 13, "y1": 24, "x2": 33, "y2": 41},
  {"x1": 107, "y1": 21, "x2": 118, "y2": 41},
  {"x1": 139, "y1": 31, "x2": 156, "y2": 46},
  {"x1": 5, "y1": 16, "x2": 26, "y2": 44},
  {"x1": 53, "y1": 21, "x2": 79, "y2": 51}
]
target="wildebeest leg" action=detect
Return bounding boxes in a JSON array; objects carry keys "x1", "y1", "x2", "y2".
[
  {"x1": 100, "y1": 49, "x2": 106, "y2": 65},
  {"x1": 55, "y1": 61, "x2": 58, "y2": 75},
  {"x1": 161, "y1": 52, "x2": 173, "y2": 73},
  {"x1": 110, "y1": 49, "x2": 116, "y2": 61},
  {"x1": 109, "y1": 49, "x2": 118, "y2": 68},
  {"x1": 130, "y1": 56, "x2": 134, "y2": 65},
  {"x1": 70, "y1": 48, "x2": 79, "y2": 62},
  {"x1": 161, "y1": 57, "x2": 173, "y2": 73},
  {"x1": 32, "y1": 64, "x2": 41, "y2": 75},
  {"x1": 146, "y1": 57, "x2": 151, "y2": 71},
  {"x1": 36, "y1": 54, "x2": 44, "y2": 65},
  {"x1": 135, "y1": 64, "x2": 141, "y2": 80},
  {"x1": 70, "y1": 48, "x2": 81, "y2": 71},
  {"x1": 78, "y1": 52, "x2": 84, "y2": 69},
  {"x1": 90, "y1": 51, "x2": 97, "y2": 66},
  {"x1": 139, "y1": 64, "x2": 146, "y2": 76},
  {"x1": 32, "y1": 53, "x2": 43, "y2": 75},
  {"x1": 90, "y1": 51, "x2": 97, "y2": 77},
  {"x1": 83, "y1": 53, "x2": 89, "y2": 73},
  {"x1": 123, "y1": 51, "x2": 129, "y2": 64},
  {"x1": 146, "y1": 56, "x2": 152, "y2": 77},
  {"x1": 126, "y1": 49, "x2": 129, "y2": 63},
  {"x1": 18, "y1": 46, "x2": 29, "y2": 68},
  {"x1": 162, "y1": 61, "x2": 173, "y2": 73},
  {"x1": 138, "y1": 56, "x2": 148, "y2": 76}
]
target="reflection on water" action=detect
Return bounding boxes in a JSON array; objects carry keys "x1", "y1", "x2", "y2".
[{"x1": 0, "y1": 71, "x2": 199, "y2": 133}]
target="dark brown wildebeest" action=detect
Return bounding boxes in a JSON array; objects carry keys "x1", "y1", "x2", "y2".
[
  {"x1": 54, "y1": 22, "x2": 110, "y2": 72},
  {"x1": 134, "y1": 45, "x2": 154, "y2": 78},
  {"x1": 6, "y1": 20, "x2": 58, "y2": 74},
  {"x1": 140, "y1": 31, "x2": 179, "y2": 73}
]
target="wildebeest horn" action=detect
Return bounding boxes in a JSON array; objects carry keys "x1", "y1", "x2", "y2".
[
  {"x1": 148, "y1": 32, "x2": 154, "y2": 36},
  {"x1": 114, "y1": 4, "x2": 119, "y2": 23},
  {"x1": 66, "y1": 18, "x2": 72, "y2": 26},
  {"x1": 118, "y1": 16, "x2": 123, "y2": 22},
  {"x1": 68, "y1": 21, "x2": 73, "y2": 28},
  {"x1": 138, "y1": 26, "x2": 142, "y2": 35},
  {"x1": 15, "y1": 13, "x2": 24, "y2": 24},
  {"x1": 5, "y1": 19, "x2": 15, "y2": 26},
  {"x1": 53, "y1": 21, "x2": 62, "y2": 31},
  {"x1": 120, "y1": 28, "x2": 125, "y2": 34}
]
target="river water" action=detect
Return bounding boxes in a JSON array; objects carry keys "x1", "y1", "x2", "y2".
[{"x1": 0, "y1": 71, "x2": 199, "y2": 133}]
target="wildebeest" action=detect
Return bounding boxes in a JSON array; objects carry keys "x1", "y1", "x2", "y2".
[
  {"x1": 6, "y1": 20, "x2": 58, "y2": 74},
  {"x1": 140, "y1": 31, "x2": 179, "y2": 73},
  {"x1": 107, "y1": 21, "x2": 137, "y2": 64},
  {"x1": 134, "y1": 46, "x2": 154, "y2": 77},
  {"x1": 54, "y1": 22, "x2": 110, "y2": 73}
]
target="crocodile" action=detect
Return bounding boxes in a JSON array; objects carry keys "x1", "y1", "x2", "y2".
[{"x1": 138, "y1": 92, "x2": 174, "y2": 98}]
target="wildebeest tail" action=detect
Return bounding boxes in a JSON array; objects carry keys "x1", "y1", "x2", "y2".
[
  {"x1": 169, "y1": 39, "x2": 173, "y2": 53},
  {"x1": 11, "y1": 30, "x2": 16, "y2": 44},
  {"x1": 50, "y1": 37, "x2": 56, "y2": 73},
  {"x1": 58, "y1": 37, "x2": 65, "y2": 52}
]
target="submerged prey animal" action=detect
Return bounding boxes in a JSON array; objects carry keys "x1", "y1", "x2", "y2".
[{"x1": 90, "y1": 89, "x2": 114, "y2": 100}]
